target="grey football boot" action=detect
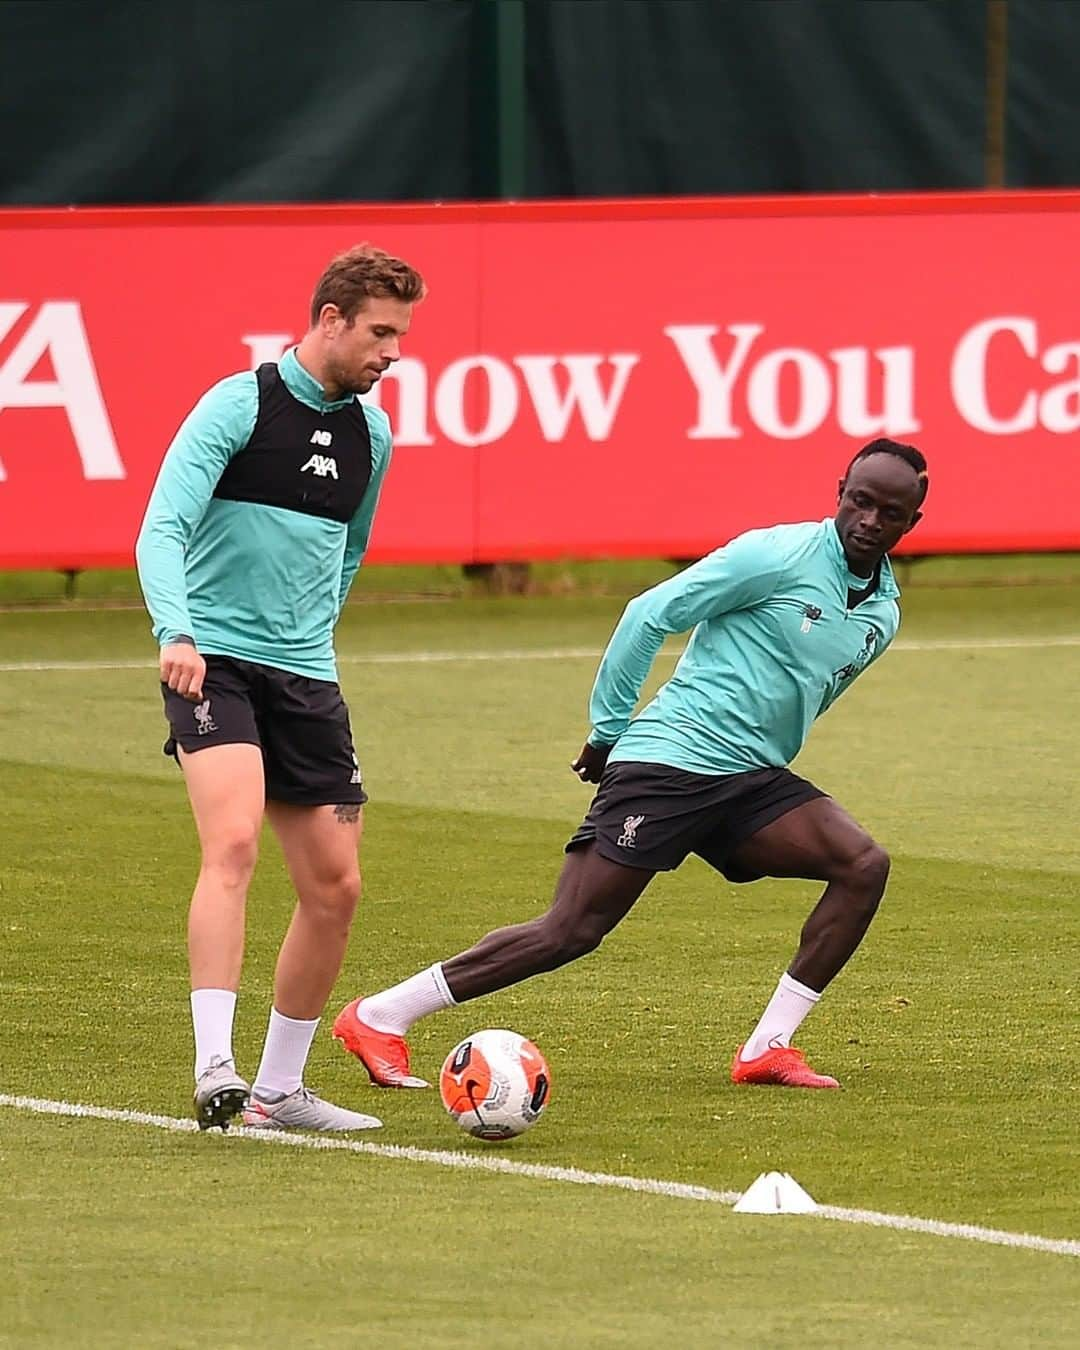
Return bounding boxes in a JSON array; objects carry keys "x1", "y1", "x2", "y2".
[
  {"x1": 241, "y1": 1084, "x2": 382, "y2": 1132},
  {"x1": 193, "y1": 1055, "x2": 250, "y2": 1131}
]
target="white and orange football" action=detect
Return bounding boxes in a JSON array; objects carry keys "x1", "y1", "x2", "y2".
[{"x1": 439, "y1": 1029, "x2": 551, "y2": 1140}]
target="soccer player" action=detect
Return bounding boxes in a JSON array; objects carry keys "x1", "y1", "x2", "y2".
[
  {"x1": 136, "y1": 244, "x2": 425, "y2": 1130},
  {"x1": 333, "y1": 439, "x2": 928, "y2": 1090}
]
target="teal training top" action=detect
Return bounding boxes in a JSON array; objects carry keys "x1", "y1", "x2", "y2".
[
  {"x1": 590, "y1": 519, "x2": 901, "y2": 776},
  {"x1": 135, "y1": 349, "x2": 392, "y2": 681}
]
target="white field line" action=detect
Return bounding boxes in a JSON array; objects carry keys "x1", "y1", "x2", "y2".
[
  {"x1": 1, "y1": 633, "x2": 1079, "y2": 675},
  {"x1": 0, "y1": 648, "x2": 600, "y2": 673},
  {"x1": 2, "y1": 1093, "x2": 1077, "y2": 1259}
]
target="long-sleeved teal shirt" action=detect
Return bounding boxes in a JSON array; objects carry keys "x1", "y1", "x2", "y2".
[
  {"x1": 135, "y1": 348, "x2": 392, "y2": 681},
  {"x1": 590, "y1": 518, "x2": 901, "y2": 775}
]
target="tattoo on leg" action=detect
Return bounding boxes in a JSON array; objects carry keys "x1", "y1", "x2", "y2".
[{"x1": 334, "y1": 803, "x2": 361, "y2": 824}]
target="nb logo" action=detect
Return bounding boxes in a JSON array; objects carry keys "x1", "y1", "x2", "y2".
[
  {"x1": 309, "y1": 429, "x2": 333, "y2": 447},
  {"x1": 300, "y1": 453, "x2": 339, "y2": 479},
  {"x1": 617, "y1": 814, "x2": 645, "y2": 849}
]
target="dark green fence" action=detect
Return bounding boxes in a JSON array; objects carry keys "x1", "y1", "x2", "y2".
[{"x1": 0, "y1": 0, "x2": 1073, "y2": 205}]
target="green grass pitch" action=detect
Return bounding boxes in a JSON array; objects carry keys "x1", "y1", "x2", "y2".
[{"x1": 1, "y1": 562, "x2": 1078, "y2": 1347}]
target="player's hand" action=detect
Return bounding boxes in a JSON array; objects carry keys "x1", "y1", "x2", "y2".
[
  {"x1": 160, "y1": 642, "x2": 206, "y2": 702},
  {"x1": 570, "y1": 741, "x2": 612, "y2": 783}
]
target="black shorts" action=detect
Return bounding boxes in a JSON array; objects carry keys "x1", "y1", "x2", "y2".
[
  {"x1": 566, "y1": 760, "x2": 825, "y2": 882},
  {"x1": 161, "y1": 655, "x2": 367, "y2": 807}
]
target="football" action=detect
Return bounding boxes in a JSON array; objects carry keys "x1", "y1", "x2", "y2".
[{"x1": 439, "y1": 1028, "x2": 551, "y2": 1140}]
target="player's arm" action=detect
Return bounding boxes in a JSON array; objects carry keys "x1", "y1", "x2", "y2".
[
  {"x1": 575, "y1": 532, "x2": 782, "y2": 779},
  {"x1": 336, "y1": 407, "x2": 393, "y2": 616},
  {"x1": 135, "y1": 373, "x2": 256, "y2": 699}
]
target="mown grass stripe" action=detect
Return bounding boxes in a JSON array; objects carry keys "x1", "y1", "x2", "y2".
[{"x1": 3, "y1": 1093, "x2": 1076, "y2": 1258}]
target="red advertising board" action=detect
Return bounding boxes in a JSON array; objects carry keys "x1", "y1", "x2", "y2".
[{"x1": 2, "y1": 192, "x2": 1079, "y2": 569}]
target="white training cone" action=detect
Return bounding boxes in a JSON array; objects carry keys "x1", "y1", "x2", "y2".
[{"x1": 733, "y1": 1171, "x2": 818, "y2": 1214}]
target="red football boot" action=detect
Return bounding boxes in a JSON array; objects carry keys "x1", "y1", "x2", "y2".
[
  {"x1": 331, "y1": 998, "x2": 430, "y2": 1088},
  {"x1": 730, "y1": 1045, "x2": 840, "y2": 1089}
]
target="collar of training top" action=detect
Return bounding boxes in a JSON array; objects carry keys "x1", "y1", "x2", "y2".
[
  {"x1": 826, "y1": 518, "x2": 900, "y2": 601},
  {"x1": 279, "y1": 346, "x2": 357, "y2": 413}
]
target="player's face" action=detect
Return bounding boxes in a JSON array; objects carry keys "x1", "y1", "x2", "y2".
[
  {"x1": 325, "y1": 296, "x2": 413, "y2": 395},
  {"x1": 835, "y1": 455, "x2": 923, "y2": 571}
]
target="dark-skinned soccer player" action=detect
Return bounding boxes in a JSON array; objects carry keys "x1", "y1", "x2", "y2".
[{"x1": 334, "y1": 439, "x2": 928, "y2": 1091}]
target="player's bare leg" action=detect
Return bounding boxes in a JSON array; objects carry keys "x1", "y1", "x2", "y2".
[
  {"x1": 334, "y1": 844, "x2": 653, "y2": 1086},
  {"x1": 728, "y1": 796, "x2": 890, "y2": 1088},
  {"x1": 245, "y1": 801, "x2": 380, "y2": 1131},
  {"x1": 182, "y1": 743, "x2": 265, "y2": 990},
  {"x1": 180, "y1": 742, "x2": 264, "y2": 1126},
  {"x1": 266, "y1": 801, "x2": 363, "y2": 1018},
  {"x1": 441, "y1": 845, "x2": 653, "y2": 999}
]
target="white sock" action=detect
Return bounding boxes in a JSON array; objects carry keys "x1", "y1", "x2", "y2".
[
  {"x1": 358, "y1": 963, "x2": 456, "y2": 1036},
  {"x1": 252, "y1": 1008, "x2": 320, "y2": 1098},
  {"x1": 191, "y1": 988, "x2": 237, "y2": 1080},
  {"x1": 739, "y1": 972, "x2": 821, "y2": 1061}
]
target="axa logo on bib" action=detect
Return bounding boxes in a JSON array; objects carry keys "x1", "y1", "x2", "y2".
[{"x1": 301, "y1": 453, "x2": 338, "y2": 479}]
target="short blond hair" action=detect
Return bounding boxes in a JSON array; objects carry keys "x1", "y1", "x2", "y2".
[{"x1": 310, "y1": 244, "x2": 426, "y2": 325}]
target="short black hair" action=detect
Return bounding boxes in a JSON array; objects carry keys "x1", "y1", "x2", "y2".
[{"x1": 846, "y1": 438, "x2": 929, "y2": 505}]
